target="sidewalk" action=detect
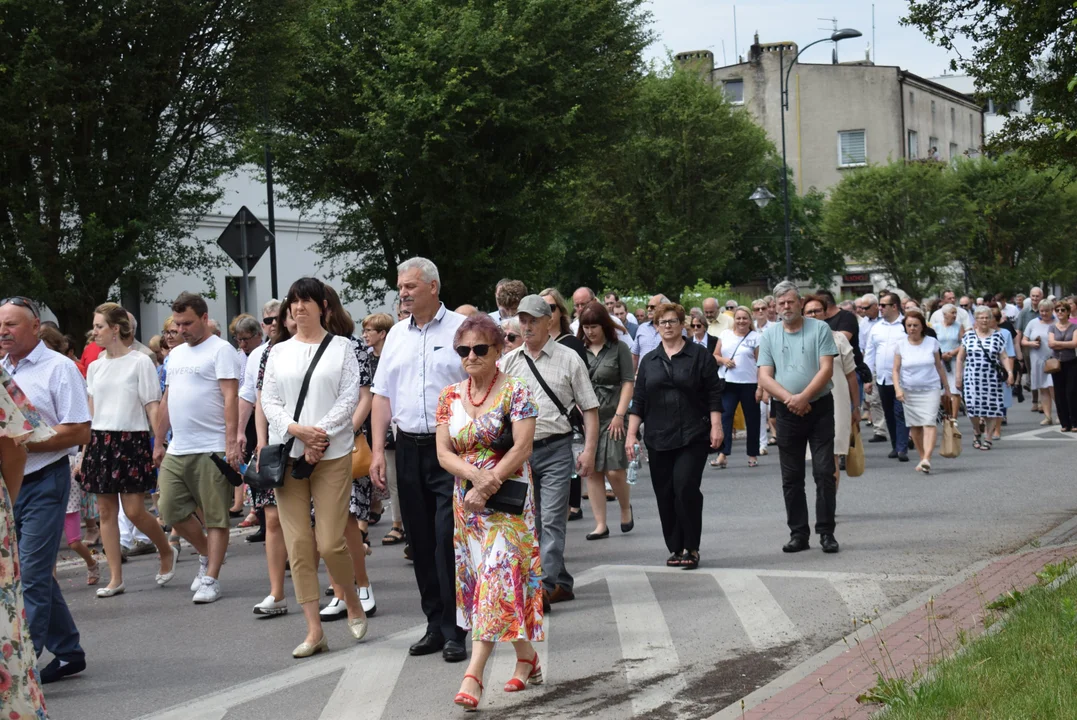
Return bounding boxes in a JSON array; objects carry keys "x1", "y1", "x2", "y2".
[{"x1": 714, "y1": 540, "x2": 1077, "y2": 720}]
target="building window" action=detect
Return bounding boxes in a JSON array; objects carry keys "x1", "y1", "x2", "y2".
[
  {"x1": 951, "y1": 107, "x2": 956, "y2": 132},
  {"x1": 969, "y1": 114, "x2": 975, "y2": 142},
  {"x1": 931, "y1": 100, "x2": 936, "y2": 124},
  {"x1": 908, "y1": 91, "x2": 915, "y2": 114},
  {"x1": 908, "y1": 130, "x2": 919, "y2": 160},
  {"x1": 722, "y1": 79, "x2": 744, "y2": 104},
  {"x1": 949, "y1": 142, "x2": 959, "y2": 161},
  {"x1": 838, "y1": 129, "x2": 867, "y2": 167},
  {"x1": 988, "y1": 98, "x2": 1018, "y2": 115},
  {"x1": 929, "y1": 136, "x2": 939, "y2": 159}
]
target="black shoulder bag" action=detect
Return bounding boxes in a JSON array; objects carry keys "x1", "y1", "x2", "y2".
[
  {"x1": 522, "y1": 353, "x2": 584, "y2": 435},
  {"x1": 244, "y1": 334, "x2": 333, "y2": 490}
]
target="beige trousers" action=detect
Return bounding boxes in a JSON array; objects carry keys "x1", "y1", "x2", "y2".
[{"x1": 276, "y1": 454, "x2": 355, "y2": 604}]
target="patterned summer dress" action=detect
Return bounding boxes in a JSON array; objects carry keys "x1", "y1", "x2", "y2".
[
  {"x1": 961, "y1": 330, "x2": 1007, "y2": 418},
  {"x1": 436, "y1": 377, "x2": 544, "y2": 642},
  {"x1": 0, "y1": 366, "x2": 53, "y2": 720}
]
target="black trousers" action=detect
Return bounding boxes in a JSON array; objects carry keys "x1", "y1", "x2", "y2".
[
  {"x1": 395, "y1": 433, "x2": 463, "y2": 643},
  {"x1": 721, "y1": 382, "x2": 760, "y2": 457},
  {"x1": 774, "y1": 392, "x2": 836, "y2": 538},
  {"x1": 647, "y1": 437, "x2": 710, "y2": 554},
  {"x1": 877, "y1": 383, "x2": 909, "y2": 453},
  {"x1": 1055, "y1": 359, "x2": 1077, "y2": 429}
]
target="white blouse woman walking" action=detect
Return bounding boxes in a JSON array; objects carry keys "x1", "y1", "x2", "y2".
[{"x1": 893, "y1": 310, "x2": 950, "y2": 473}]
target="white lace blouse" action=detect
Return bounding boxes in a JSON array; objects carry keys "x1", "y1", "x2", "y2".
[{"x1": 261, "y1": 334, "x2": 361, "y2": 460}]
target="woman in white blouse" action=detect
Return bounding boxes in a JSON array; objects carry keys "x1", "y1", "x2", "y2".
[
  {"x1": 83, "y1": 303, "x2": 176, "y2": 597},
  {"x1": 893, "y1": 310, "x2": 951, "y2": 473},
  {"x1": 712, "y1": 307, "x2": 761, "y2": 468},
  {"x1": 261, "y1": 278, "x2": 366, "y2": 658}
]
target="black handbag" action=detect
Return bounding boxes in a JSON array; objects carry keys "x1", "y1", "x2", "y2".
[
  {"x1": 244, "y1": 334, "x2": 334, "y2": 490},
  {"x1": 466, "y1": 476, "x2": 527, "y2": 515}
]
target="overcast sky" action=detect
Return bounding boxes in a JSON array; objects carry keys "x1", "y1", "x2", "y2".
[{"x1": 643, "y1": 0, "x2": 970, "y2": 80}]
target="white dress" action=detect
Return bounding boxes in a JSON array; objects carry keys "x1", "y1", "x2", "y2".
[{"x1": 1024, "y1": 318, "x2": 1055, "y2": 390}]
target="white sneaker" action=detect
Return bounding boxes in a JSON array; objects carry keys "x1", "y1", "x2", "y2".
[
  {"x1": 252, "y1": 595, "x2": 288, "y2": 616},
  {"x1": 189, "y1": 558, "x2": 208, "y2": 592},
  {"x1": 319, "y1": 597, "x2": 347, "y2": 621},
  {"x1": 359, "y1": 585, "x2": 377, "y2": 616},
  {"x1": 192, "y1": 576, "x2": 221, "y2": 604}
]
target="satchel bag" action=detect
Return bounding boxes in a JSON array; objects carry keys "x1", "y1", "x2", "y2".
[
  {"x1": 522, "y1": 353, "x2": 584, "y2": 435},
  {"x1": 845, "y1": 424, "x2": 865, "y2": 477},
  {"x1": 974, "y1": 335, "x2": 1008, "y2": 385},
  {"x1": 351, "y1": 433, "x2": 372, "y2": 478},
  {"x1": 244, "y1": 334, "x2": 334, "y2": 490},
  {"x1": 940, "y1": 415, "x2": 963, "y2": 459},
  {"x1": 1044, "y1": 356, "x2": 1061, "y2": 375}
]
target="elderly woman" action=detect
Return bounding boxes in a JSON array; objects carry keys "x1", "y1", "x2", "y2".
[
  {"x1": 434, "y1": 313, "x2": 543, "y2": 710},
  {"x1": 934, "y1": 303, "x2": 963, "y2": 418},
  {"x1": 956, "y1": 305, "x2": 1014, "y2": 451},
  {"x1": 803, "y1": 296, "x2": 859, "y2": 488},
  {"x1": 1022, "y1": 300, "x2": 1057, "y2": 426},
  {"x1": 712, "y1": 306, "x2": 761, "y2": 468},
  {"x1": 894, "y1": 310, "x2": 951, "y2": 473},
  {"x1": 626, "y1": 303, "x2": 723, "y2": 570},
  {"x1": 502, "y1": 317, "x2": 524, "y2": 353},
  {"x1": 261, "y1": 278, "x2": 366, "y2": 657},
  {"x1": 1048, "y1": 302, "x2": 1077, "y2": 432}
]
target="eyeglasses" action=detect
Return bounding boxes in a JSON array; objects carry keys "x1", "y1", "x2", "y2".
[
  {"x1": 879, "y1": 302, "x2": 895, "y2": 308},
  {"x1": 164, "y1": 329, "x2": 179, "y2": 336},
  {"x1": 0, "y1": 296, "x2": 39, "y2": 318},
  {"x1": 455, "y1": 344, "x2": 491, "y2": 358},
  {"x1": 804, "y1": 308, "x2": 823, "y2": 316},
  {"x1": 1056, "y1": 307, "x2": 1070, "y2": 314},
  {"x1": 960, "y1": 304, "x2": 970, "y2": 309},
  {"x1": 236, "y1": 335, "x2": 255, "y2": 343},
  {"x1": 505, "y1": 333, "x2": 519, "y2": 342},
  {"x1": 263, "y1": 317, "x2": 277, "y2": 325},
  {"x1": 657, "y1": 319, "x2": 680, "y2": 327}
]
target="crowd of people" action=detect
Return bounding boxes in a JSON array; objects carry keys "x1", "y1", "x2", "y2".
[{"x1": 0, "y1": 267, "x2": 1073, "y2": 715}]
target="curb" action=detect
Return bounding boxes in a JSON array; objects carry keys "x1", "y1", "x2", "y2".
[{"x1": 707, "y1": 514, "x2": 1077, "y2": 720}]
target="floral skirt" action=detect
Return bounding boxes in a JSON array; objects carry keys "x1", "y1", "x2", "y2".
[{"x1": 81, "y1": 430, "x2": 157, "y2": 495}]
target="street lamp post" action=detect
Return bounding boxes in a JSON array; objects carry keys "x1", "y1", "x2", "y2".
[{"x1": 777, "y1": 29, "x2": 862, "y2": 280}]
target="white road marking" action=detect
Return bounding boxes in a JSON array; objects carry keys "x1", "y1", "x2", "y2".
[
  {"x1": 606, "y1": 568, "x2": 686, "y2": 716},
  {"x1": 1001, "y1": 427, "x2": 1075, "y2": 441},
  {"x1": 318, "y1": 630, "x2": 413, "y2": 719},
  {"x1": 709, "y1": 569, "x2": 801, "y2": 649},
  {"x1": 830, "y1": 576, "x2": 890, "y2": 622}
]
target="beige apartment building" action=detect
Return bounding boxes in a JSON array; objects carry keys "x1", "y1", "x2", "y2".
[{"x1": 677, "y1": 36, "x2": 985, "y2": 196}]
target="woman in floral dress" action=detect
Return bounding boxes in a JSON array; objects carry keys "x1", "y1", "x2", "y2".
[
  {"x1": 1, "y1": 366, "x2": 54, "y2": 720},
  {"x1": 434, "y1": 313, "x2": 543, "y2": 711}
]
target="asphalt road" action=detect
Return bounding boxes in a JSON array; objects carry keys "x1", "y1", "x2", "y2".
[{"x1": 43, "y1": 405, "x2": 1076, "y2": 720}]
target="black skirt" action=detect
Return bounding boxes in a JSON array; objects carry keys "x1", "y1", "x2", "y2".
[{"x1": 82, "y1": 430, "x2": 157, "y2": 495}]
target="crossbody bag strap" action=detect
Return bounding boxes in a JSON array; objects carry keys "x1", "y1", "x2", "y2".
[
  {"x1": 522, "y1": 353, "x2": 569, "y2": 418},
  {"x1": 291, "y1": 333, "x2": 335, "y2": 427}
]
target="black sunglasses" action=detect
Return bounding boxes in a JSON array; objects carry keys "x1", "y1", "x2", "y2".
[
  {"x1": 455, "y1": 344, "x2": 491, "y2": 358},
  {"x1": 1, "y1": 296, "x2": 40, "y2": 318},
  {"x1": 263, "y1": 317, "x2": 277, "y2": 325},
  {"x1": 548, "y1": 303, "x2": 558, "y2": 313},
  {"x1": 506, "y1": 333, "x2": 519, "y2": 342}
]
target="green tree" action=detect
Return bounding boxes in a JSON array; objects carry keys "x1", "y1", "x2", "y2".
[
  {"x1": 272, "y1": 0, "x2": 651, "y2": 307},
  {"x1": 822, "y1": 161, "x2": 971, "y2": 299},
  {"x1": 0, "y1": 0, "x2": 298, "y2": 336},
  {"x1": 903, "y1": 0, "x2": 1077, "y2": 167},
  {"x1": 953, "y1": 155, "x2": 1077, "y2": 294}
]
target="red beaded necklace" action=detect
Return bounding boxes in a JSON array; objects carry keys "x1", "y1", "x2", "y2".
[{"x1": 467, "y1": 371, "x2": 500, "y2": 407}]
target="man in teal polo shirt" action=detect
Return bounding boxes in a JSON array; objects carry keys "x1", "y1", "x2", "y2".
[{"x1": 757, "y1": 281, "x2": 840, "y2": 555}]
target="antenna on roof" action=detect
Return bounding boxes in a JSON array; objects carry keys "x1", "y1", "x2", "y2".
[
  {"x1": 733, "y1": 5, "x2": 739, "y2": 63},
  {"x1": 817, "y1": 17, "x2": 840, "y2": 63}
]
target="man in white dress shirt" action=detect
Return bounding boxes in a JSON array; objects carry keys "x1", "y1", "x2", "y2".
[
  {"x1": 370, "y1": 257, "x2": 469, "y2": 663},
  {"x1": 1, "y1": 296, "x2": 91, "y2": 682},
  {"x1": 864, "y1": 292, "x2": 910, "y2": 461}
]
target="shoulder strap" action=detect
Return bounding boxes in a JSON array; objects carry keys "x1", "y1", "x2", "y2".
[
  {"x1": 292, "y1": 334, "x2": 334, "y2": 423},
  {"x1": 522, "y1": 352, "x2": 569, "y2": 418}
]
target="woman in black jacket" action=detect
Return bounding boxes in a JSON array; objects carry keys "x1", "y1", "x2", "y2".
[{"x1": 625, "y1": 303, "x2": 723, "y2": 570}]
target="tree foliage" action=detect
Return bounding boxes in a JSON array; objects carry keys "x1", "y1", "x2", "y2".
[
  {"x1": 822, "y1": 161, "x2": 970, "y2": 299},
  {"x1": 272, "y1": 0, "x2": 652, "y2": 307},
  {"x1": 0, "y1": 0, "x2": 299, "y2": 335},
  {"x1": 903, "y1": 0, "x2": 1077, "y2": 167}
]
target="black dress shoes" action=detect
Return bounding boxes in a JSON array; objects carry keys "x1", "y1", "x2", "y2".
[
  {"x1": 868, "y1": 435, "x2": 888, "y2": 443},
  {"x1": 40, "y1": 657, "x2": 86, "y2": 684},
  {"x1": 897, "y1": 452, "x2": 910, "y2": 462},
  {"x1": 567, "y1": 508, "x2": 583, "y2": 521},
  {"x1": 408, "y1": 632, "x2": 445, "y2": 656},
  {"x1": 245, "y1": 529, "x2": 266, "y2": 543},
  {"x1": 443, "y1": 639, "x2": 467, "y2": 663},
  {"x1": 887, "y1": 450, "x2": 899, "y2": 459},
  {"x1": 782, "y1": 535, "x2": 810, "y2": 553},
  {"x1": 820, "y1": 533, "x2": 840, "y2": 553}
]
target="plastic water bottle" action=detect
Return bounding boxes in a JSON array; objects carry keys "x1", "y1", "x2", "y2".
[
  {"x1": 571, "y1": 431, "x2": 584, "y2": 463},
  {"x1": 627, "y1": 444, "x2": 640, "y2": 485}
]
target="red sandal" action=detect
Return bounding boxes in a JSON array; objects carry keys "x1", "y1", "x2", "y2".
[
  {"x1": 504, "y1": 653, "x2": 543, "y2": 692},
  {"x1": 454, "y1": 674, "x2": 483, "y2": 711}
]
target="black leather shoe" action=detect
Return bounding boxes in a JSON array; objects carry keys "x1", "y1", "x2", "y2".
[
  {"x1": 820, "y1": 533, "x2": 840, "y2": 553},
  {"x1": 408, "y1": 632, "x2": 445, "y2": 656},
  {"x1": 897, "y1": 452, "x2": 910, "y2": 462},
  {"x1": 567, "y1": 508, "x2": 583, "y2": 521},
  {"x1": 868, "y1": 435, "x2": 888, "y2": 443},
  {"x1": 40, "y1": 657, "x2": 86, "y2": 684},
  {"x1": 621, "y1": 506, "x2": 635, "y2": 534},
  {"x1": 887, "y1": 450, "x2": 899, "y2": 459},
  {"x1": 245, "y1": 529, "x2": 266, "y2": 543},
  {"x1": 443, "y1": 639, "x2": 467, "y2": 663},
  {"x1": 782, "y1": 535, "x2": 810, "y2": 553},
  {"x1": 585, "y1": 528, "x2": 609, "y2": 541}
]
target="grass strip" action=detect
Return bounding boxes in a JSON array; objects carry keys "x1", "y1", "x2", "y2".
[{"x1": 882, "y1": 575, "x2": 1077, "y2": 719}]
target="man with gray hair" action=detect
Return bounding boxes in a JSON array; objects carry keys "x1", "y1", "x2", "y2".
[
  {"x1": 857, "y1": 293, "x2": 887, "y2": 442},
  {"x1": 1016, "y1": 286, "x2": 1044, "y2": 407},
  {"x1": 370, "y1": 257, "x2": 470, "y2": 662},
  {"x1": 756, "y1": 281, "x2": 840, "y2": 554}
]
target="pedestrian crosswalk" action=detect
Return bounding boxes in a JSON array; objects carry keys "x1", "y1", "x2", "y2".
[{"x1": 137, "y1": 565, "x2": 941, "y2": 720}]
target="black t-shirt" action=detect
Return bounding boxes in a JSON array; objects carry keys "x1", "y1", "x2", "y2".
[
  {"x1": 825, "y1": 308, "x2": 864, "y2": 368},
  {"x1": 556, "y1": 333, "x2": 587, "y2": 364}
]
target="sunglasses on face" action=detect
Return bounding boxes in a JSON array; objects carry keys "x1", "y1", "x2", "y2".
[
  {"x1": 960, "y1": 304, "x2": 970, "y2": 309},
  {"x1": 1, "y1": 296, "x2": 40, "y2": 318},
  {"x1": 263, "y1": 317, "x2": 277, "y2": 325},
  {"x1": 879, "y1": 302, "x2": 895, "y2": 308},
  {"x1": 455, "y1": 344, "x2": 491, "y2": 358},
  {"x1": 506, "y1": 333, "x2": 519, "y2": 342},
  {"x1": 548, "y1": 304, "x2": 558, "y2": 314},
  {"x1": 647, "y1": 304, "x2": 658, "y2": 310},
  {"x1": 690, "y1": 323, "x2": 704, "y2": 329}
]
